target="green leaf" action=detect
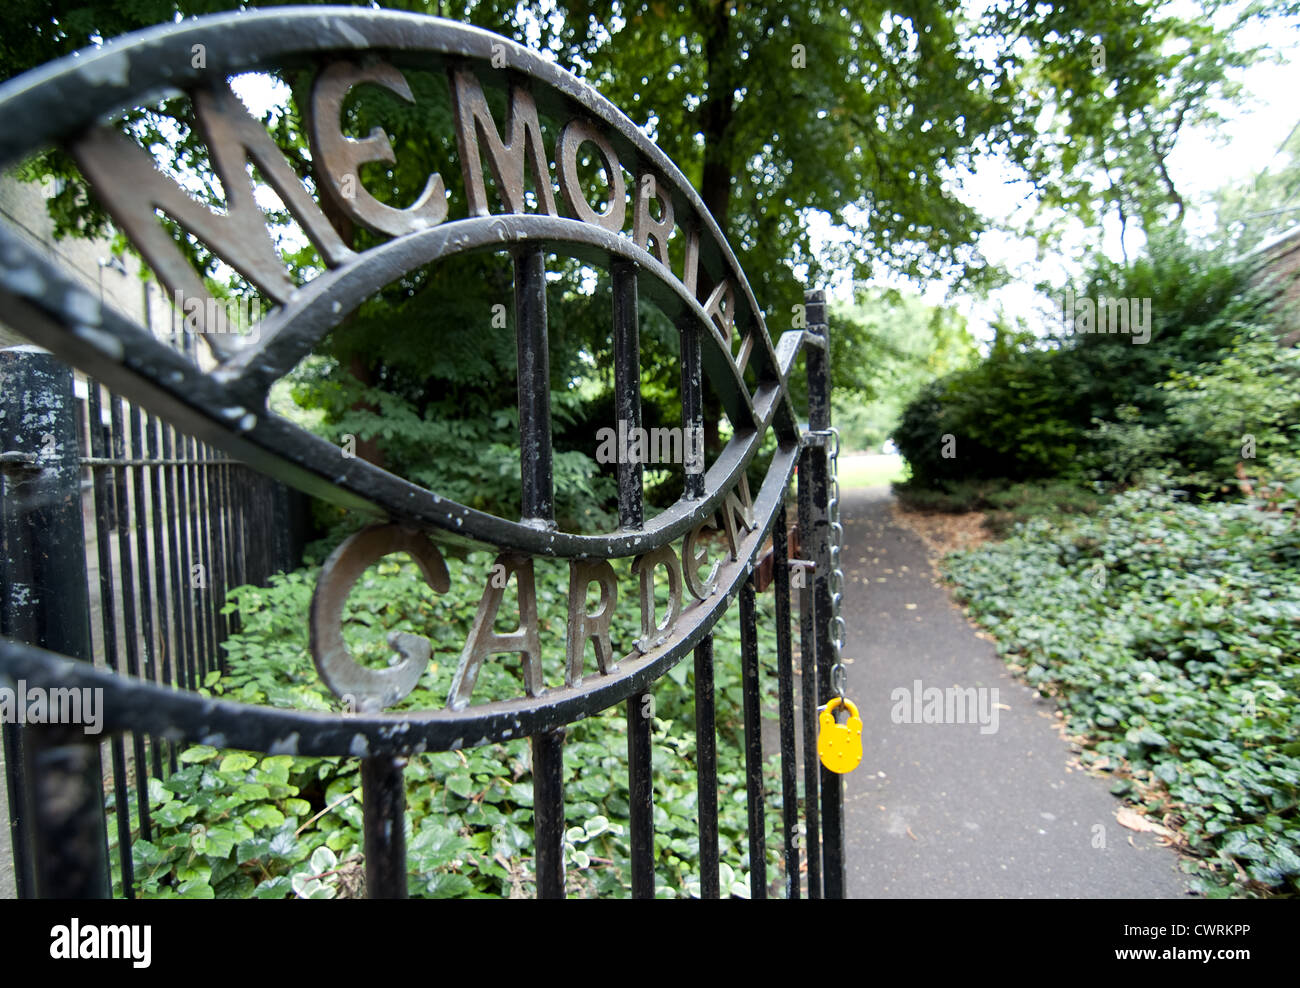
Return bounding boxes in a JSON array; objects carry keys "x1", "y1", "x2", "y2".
[
  {"x1": 147, "y1": 776, "x2": 174, "y2": 808},
  {"x1": 251, "y1": 876, "x2": 292, "y2": 899},
  {"x1": 446, "y1": 774, "x2": 474, "y2": 798},
  {"x1": 218, "y1": 752, "x2": 258, "y2": 775},
  {"x1": 243, "y1": 805, "x2": 286, "y2": 831},
  {"x1": 179, "y1": 745, "x2": 219, "y2": 764},
  {"x1": 310, "y1": 846, "x2": 338, "y2": 874},
  {"x1": 421, "y1": 872, "x2": 475, "y2": 898}
]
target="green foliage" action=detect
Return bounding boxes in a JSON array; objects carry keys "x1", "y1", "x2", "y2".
[
  {"x1": 894, "y1": 235, "x2": 1277, "y2": 490},
  {"x1": 894, "y1": 345, "x2": 1086, "y2": 485},
  {"x1": 1159, "y1": 332, "x2": 1300, "y2": 489},
  {"x1": 6, "y1": 1, "x2": 1289, "y2": 293},
  {"x1": 1082, "y1": 405, "x2": 1177, "y2": 489},
  {"x1": 944, "y1": 480, "x2": 1300, "y2": 897},
  {"x1": 108, "y1": 540, "x2": 793, "y2": 898},
  {"x1": 988, "y1": 0, "x2": 1288, "y2": 250},
  {"x1": 831, "y1": 288, "x2": 978, "y2": 451},
  {"x1": 109, "y1": 746, "x2": 364, "y2": 900},
  {"x1": 978, "y1": 480, "x2": 1107, "y2": 538}
]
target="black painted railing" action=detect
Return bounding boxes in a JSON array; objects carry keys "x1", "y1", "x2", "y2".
[{"x1": 0, "y1": 8, "x2": 845, "y2": 899}]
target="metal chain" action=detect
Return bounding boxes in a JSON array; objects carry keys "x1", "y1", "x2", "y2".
[
  {"x1": 808, "y1": 426, "x2": 847, "y2": 705},
  {"x1": 826, "y1": 427, "x2": 847, "y2": 703}
]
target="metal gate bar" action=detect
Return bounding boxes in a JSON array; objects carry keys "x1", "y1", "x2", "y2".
[{"x1": 0, "y1": 8, "x2": 848, "y2": 901}]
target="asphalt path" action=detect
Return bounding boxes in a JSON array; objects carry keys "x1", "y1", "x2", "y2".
[{"x1": 836, "y1": 486, "x2": 1188, "y2": 898}]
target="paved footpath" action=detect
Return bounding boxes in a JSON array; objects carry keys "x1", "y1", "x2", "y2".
[{"x1": 838, "y1": 486, "x2": 1188, "y2": 898}]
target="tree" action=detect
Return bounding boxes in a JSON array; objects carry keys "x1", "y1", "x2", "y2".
[
  {"x1": 986, "y1": 0, "x2": 1297, "y2": 261},
  {"x1": 2, "y1": 1, "x2": 1291, "y2": 528},
  {"x1": 831, "y1": 288, "x2": 977, "y2": 450}
]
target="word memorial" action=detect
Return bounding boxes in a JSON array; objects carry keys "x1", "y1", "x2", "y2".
[
  {"x1": 65, "y1": 45, "x2": 748, "y2": 353},
  {"x1": 0, "y1": 7, "x2": 847, "y2": 901}
]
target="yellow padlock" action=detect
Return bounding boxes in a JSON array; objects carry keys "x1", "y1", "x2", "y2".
[{"x1": 818, "y1": 697, "x2": 863, "y2": 774}]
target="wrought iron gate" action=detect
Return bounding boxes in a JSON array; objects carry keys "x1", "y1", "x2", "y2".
[{"x1": 0, "y1": 7, "x2": 845, "y2": 898}]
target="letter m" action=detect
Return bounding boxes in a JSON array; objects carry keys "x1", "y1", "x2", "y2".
[
  {"x1": 945, "y1": 686, "x2": 977, "y2": 724},
  {"x1": 68, "y1": 83, "x2": 350, "y2": 355},
  {"x1": 1104, "y1": 296, "x2": 1128, "y2": 335},
  {"x1": 451, "y1": 67, "x2": 557, "y2": 218},
  {"x1": 101, "y1": 926, "x2": 131, "y2": 959},
  {"x1": 49, "y1": 687, "x2": 80, "y2": 725}
]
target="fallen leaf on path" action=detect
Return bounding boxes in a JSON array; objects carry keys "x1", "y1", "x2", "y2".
[{"x1": 1116, "y1": 806, "x2": 1172, "y2": 837}]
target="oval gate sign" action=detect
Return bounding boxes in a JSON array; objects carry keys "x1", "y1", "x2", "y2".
[{"x1": 0, "y1": 7, "x2": 830, "y2": 751}]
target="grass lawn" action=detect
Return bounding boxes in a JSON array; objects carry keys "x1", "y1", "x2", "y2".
[{"x1": 836, "y1": 453, "x2": 907, "y2": 488}]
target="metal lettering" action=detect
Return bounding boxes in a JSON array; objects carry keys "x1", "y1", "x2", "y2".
[
  {"x1": 309, "y1": 525, "x2": 450, "y2": 712},
  {"x1": 630, "y1": 546, "x2": 683, "y2": 652},
  {"x1": 310, "y1": 59, "x2": 449, "y2": 237},
  {"x1": 448, "y1": 553, "x2": 542, "y2": 708},
  {"x1": 703, "y1": 277, "x2": 736, "y2": 342},
  {"x1": 71, "y1": 83, "x2": 352, "y2": 355},
  {"x1": 632, "y1": 172, "x2": 673, "y2": 266},
  {"x1": 721, "y1": 473, "x2": 755, "y2": 560},
  {"x1": 681, "y1": 224, "x2": 701, "y2": 299},
  {"x1": 682, "y1": 517, "x2": 720, "y2": 600},
  {"x1": 565, "y1": 559, "x2": 619, "y2": 685},
  {"x1": 451, "y1": 68, "x2": 558, "y2": 218},
  {"x1": 556, "y1": 118, "x2": 626, "y2": 233}
]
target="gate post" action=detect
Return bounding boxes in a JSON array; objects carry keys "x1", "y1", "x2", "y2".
[
  {"x1": 802, "y1": 290, "x2": 846, "y2": 898},
  {"x1": 0, "y1": 346, "x2": 110, "y2": 898}
]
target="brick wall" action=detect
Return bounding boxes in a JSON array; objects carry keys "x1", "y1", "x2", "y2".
[
  {"x1": 0, "y1": 172, "x2": 172, "y2": 348},
  {"x1": 1242, "y1": 225, "x2": 1300, "y2": 346}
]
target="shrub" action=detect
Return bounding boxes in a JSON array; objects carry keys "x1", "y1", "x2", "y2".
[
  {"x1": 1160, "y1": 330, "x2": 1300, "y2": 490},
  {"x1": 894, "y1": 235, "x2": 1271, "y2": 490}
]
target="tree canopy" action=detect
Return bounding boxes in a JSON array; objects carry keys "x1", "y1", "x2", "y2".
[{"x1": 2, "y1": 0, "x2": 1293, "y2": 526}]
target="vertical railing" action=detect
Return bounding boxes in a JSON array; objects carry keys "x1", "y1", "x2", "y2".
[
  {"x1": 773, "y1": 503, "x2": 801, "y2": 898},
  {"x1": 612, "y1": 257, "x2": 656, "y2": 899},
  {"x1": 514, "y1": 245, "x2": 568, "y2": 900},
  {"x1": 1, "y1": 343, "x2": 298, "y2": 898},
  {"x1": 739, "y1": 574, "x2": 767, "y2": 897},
  {"x1": 0, "y1": 345, "x2": 110, "y2": 898},
  {"x1": 802, "y1": 288, "x2": 846, "y2": 896}
]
